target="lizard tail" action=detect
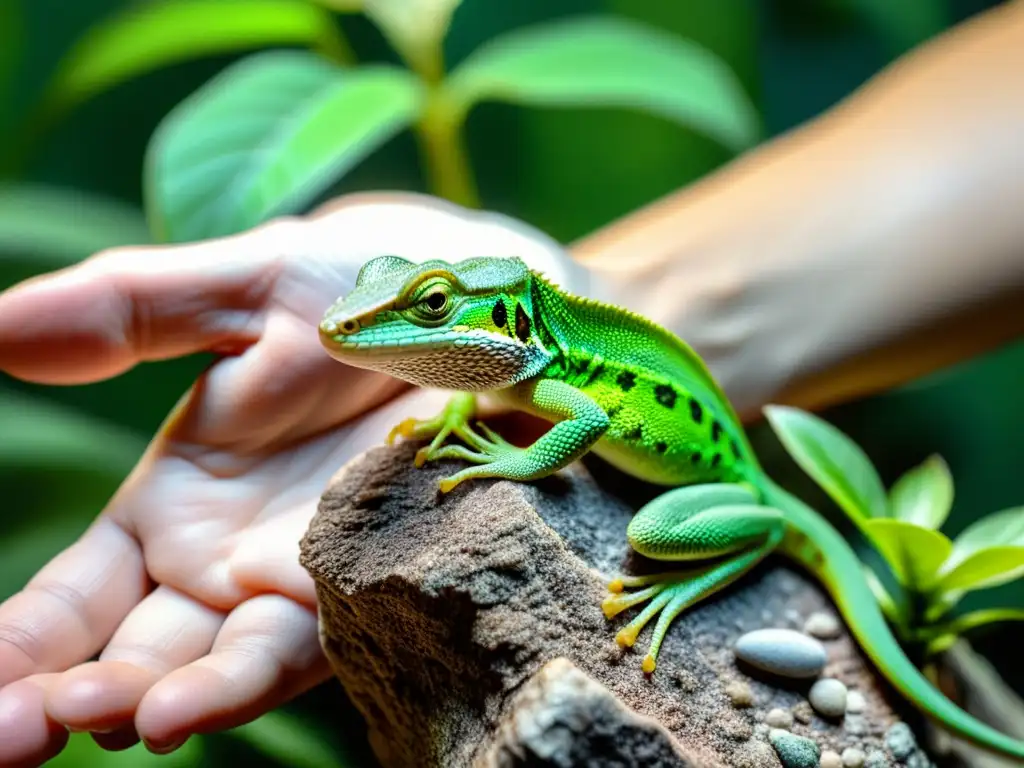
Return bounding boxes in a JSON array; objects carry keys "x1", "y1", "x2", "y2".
[{"x1": 757, "y1": 475, "x2": 1024, "y2": 762}]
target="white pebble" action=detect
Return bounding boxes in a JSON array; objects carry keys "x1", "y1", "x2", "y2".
[
  {"x1": 841, "y1": 747, "x2": 866, "y2": 767},
  {"x1": 726, "y1": 680, "x2": 754, "y2": 707},
  {"x1": 734, "y1": 628, "x2": 828, "y2": 679},
  {"x1": 821, "y1": 750, "x2": 843, "y2": 768},
  {"x1": 804, "y1": 611, "x2": 842, "y2": 639},
  {"x1": 809, "y1": 678, "x2": 848, "y2": 718},
  {"x1": 845, "y1": 690, "x2": 866, "y2": 714},
  {"x1": 765, "y1": 707, "x2": 794, "y2": 729}
]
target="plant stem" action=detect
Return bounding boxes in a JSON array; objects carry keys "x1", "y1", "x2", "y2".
[
  {"x1": 415, "y1": 92, "x2": 480, "y2": 209},
  {"x1": 401, "y1": 40, "x2": 480, "y2": 209}
]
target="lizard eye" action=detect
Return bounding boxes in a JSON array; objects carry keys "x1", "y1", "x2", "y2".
[
  {"x1": 408, "y1": 278, "x2": 454, "y2": 323},
  {"x1": 424, "y1": 291, "x2": 448, "y2": 312}
]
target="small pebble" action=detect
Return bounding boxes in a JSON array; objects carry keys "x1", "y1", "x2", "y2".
[
  {"x1": 906, "y1": 752, "x2": 932, "y2": 768},
  {"x1": 769, "y1": 728, "x2": 821, "y2": 768},
  {"x1": 865, "y1": 750, "x2": 889, "y2": 768},
  {"x1": 734, "y1": 628, "x2": 828, "y2": 679},
  {"x1": 804, "y1": 611, "x2": 842, "y2": 639},
  {"x1": 809, "y1": 678, "x2": 848, "y2": 718},
  {"x1": 842, "y1": 747, "x2": 866, "y2": 767},
  {"x1": 726, "y1": 680, "x2": 754, "y2": 708},
  {"x1": 885, "y1": 722, "x2": 917, "y2": 760},
  {"x1": 845, "y1": 690, "x2": 866, "y2": 714},
  {"x1": 844, "y1": 714, "x2": 867, "y2": 735},
  {"x1": 792, "y1": 701, "x2": 814, "y2": 724},
  {"x1": 821, "y1": 751, "x2": 843, "y2": 768},
  {"x1": 765, "y1": 707, "x2": 794, "y2": 729}
]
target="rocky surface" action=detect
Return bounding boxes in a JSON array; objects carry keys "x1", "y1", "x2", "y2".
[{"x1": 299, "y1": 442, "x2": 929, "y2": 767}]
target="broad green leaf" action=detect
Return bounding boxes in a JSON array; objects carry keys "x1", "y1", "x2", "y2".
[
  {"x1": 0, "y1": 183, "x2": 150, "y2": 268},
  {"x1": 763, "y1": 405, "x2": 888, "y2": 523},
  {"x1": 943, "y1": 505, "x2": 1024, "y2": 574},
  {"x1": 228, "y1": 710, "x2": 344, "y2": 768},
  {"x1": 0, "y1": 389, "x2": 146, "y2": 478},
  {"x1": 934, "y1": 545, "x2": 1024, "y2": 594},
  {"x1": 888, "y1": 454, "x2": 953, "y2": 529},
  {"x1": 443, "y1": 15, "x2": 760, "y2": 153},
  {"x1": 863, "y1": 519, "x2": 953, "y2": 590},
  {"x1": 39, "y1": 0, "x2": 351, "y2": 120},
  {"x1": 145, "y1": 51, "x2": 424, "y2": 243}
]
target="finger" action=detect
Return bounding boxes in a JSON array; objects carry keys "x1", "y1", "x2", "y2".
[
  {"x1": 0, "y1": 518, "x2": 148, "y2": 687},
  {"x1": 0, "y1": 674, "x2": 68, "y2": 768},
  {"x1": 0, "y1": 218, "x2": 309, "y2": 385},
  {"x1": 135, "y1": 595, "x2": 328, "y2": 752},
  {"x1": 45, "y1": 586, "x2": 224, "y2": 734}
]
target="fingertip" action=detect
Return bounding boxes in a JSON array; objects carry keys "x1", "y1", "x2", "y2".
[
  {"x1": 92, "y1": 725, "x2": 142, "y2": 752},
  {"x1": 46, "y1": 661, "x2": 156, "y2": 732},
  {"x1": 135, "y1": 666, "x2": 224, "y2": 749},
  {"x1": 0, "y1": 675, "x2": 70, "y2": 768}
]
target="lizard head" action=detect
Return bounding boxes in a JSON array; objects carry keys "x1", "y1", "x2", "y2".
[{"x1": 319, "y1": 255, "x2": 553, "y2": 390}]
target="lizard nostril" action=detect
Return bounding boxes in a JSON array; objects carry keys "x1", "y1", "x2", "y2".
[{"x1": 342, "y1": 320, "x2": 359, "y2": 334}]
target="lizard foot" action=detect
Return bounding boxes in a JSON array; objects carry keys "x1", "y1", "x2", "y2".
[
  {"x1": 387, "y1": 392, "x2": 478, "y2": 467},
  {"x1": 602, "y1": 568, "x2": 716, "y2": 674},
  {"x1": 427, "y1": 422, "x2": 523, "y2": 493}
]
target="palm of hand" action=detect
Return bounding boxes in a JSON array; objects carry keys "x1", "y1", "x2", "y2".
[{"x1": 0, "y1": 195, "x2": 574, "y2": 764}]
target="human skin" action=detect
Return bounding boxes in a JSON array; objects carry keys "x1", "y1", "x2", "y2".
[{"x1": 1, "y1": 1, "x2": 1024, "y2": 764}]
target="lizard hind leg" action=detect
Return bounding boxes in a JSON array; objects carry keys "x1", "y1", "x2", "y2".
[{"x1": 604, "y1": 486, "x2": 785, "y2": 673}]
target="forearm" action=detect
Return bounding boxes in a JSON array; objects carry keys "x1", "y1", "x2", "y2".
[{"x1": 573, "y1": 0, "x2": 1024, "y2": 418}]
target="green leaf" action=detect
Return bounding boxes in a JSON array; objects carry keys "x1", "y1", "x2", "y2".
[
  {"x1": 863, "y1": 518, "x2": 953, "y2": 590},
  {"x1": 228, "y1": 710, "x2": 344, "y2": 768},
  {"x1": 0, "y1": 388, "x2": 146, "y2": 479},
  {"x1": 888, "y1": 454, "x2": 954, "y2": 529},
  {"x1": 934, "y1": 545, "x2": 1024, "y2": 594},
  {"x1": 39, "y1": 0, "x2": 351, "y2": 120},
  {"x1": 923, "y1": 608, "x2": 1024, "y2": 641},
  {"x1": 763, "y1": 405, "x2": 888, "y2": 523},
  {"x1": 863, "y1": 565, "x2": 906, "y2": 628},
  {"x1": 944, "y1": 505, "x2": 1024, "y2": 573},
  {"x1": 0, "y1": 184, "x2": 151, "y2": 268},
  {"x1": 442, "y1": 15, "x2": 760, "y2": 153},
  {"x1": 144, "y1": 51, "x2": 424, "y2": 243}
]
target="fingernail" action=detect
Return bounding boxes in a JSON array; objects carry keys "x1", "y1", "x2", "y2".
[{"x1": 143, "y1": 736, "x2": 186, "y2": 754}]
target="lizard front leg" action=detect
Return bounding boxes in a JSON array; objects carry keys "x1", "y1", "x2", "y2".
[
  {"x1": 603, "y1": 484, "x2": 785, "y2": 673},
  {"x1": 421, "y1": 378, "x2": 610, "y2": 493}
]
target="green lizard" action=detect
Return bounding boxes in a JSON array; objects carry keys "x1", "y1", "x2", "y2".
[{"x1": 318, "y1": 254, "x2": 1024, "y2": 761}]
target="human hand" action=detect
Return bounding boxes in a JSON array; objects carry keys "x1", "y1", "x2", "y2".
[{"x1": 0, "y1": 192, "x2": 579, "y2": 765}]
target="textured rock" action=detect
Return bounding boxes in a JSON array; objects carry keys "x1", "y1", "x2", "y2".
[{"x1": 299, "y1": 442, "x2": 923, "y2": 767}]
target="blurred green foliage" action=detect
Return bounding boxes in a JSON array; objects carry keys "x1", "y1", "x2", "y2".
[
  {"x1": 1, "y1": 0, "x2": 1020, "y2": 765},
  {"x1": 765, "y1": 406, "x2": 1024, "y2": 659}
]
